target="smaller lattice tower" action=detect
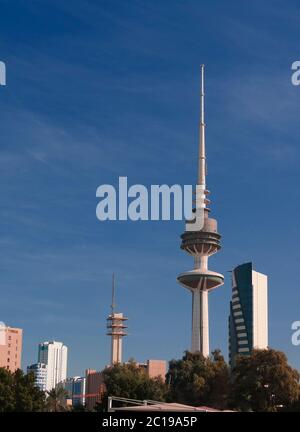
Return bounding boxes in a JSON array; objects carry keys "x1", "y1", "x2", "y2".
[{"x1": 106, "y1": 274, "x2": 128, "y2": 364}]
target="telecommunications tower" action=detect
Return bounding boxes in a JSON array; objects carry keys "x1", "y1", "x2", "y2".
[
  {"x1": 106, "y1": 274, "x2": 128, "y2": 364},
  {"x1": 177, "y1": 65, "x2": 224, "y2": 356}
]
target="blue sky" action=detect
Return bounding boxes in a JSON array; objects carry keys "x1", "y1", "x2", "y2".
[{"x1": 1, "y1": 0, "x2": 300, "y2": 376}]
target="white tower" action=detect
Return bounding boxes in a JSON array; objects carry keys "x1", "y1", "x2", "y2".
[
  {"x1": 177, "y1": 66, "x2": 224, "y2": 356},
  {"x1": 106, "y1": 274, "x2": 127, "y2": 365}
]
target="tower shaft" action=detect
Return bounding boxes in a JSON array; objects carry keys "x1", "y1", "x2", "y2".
[{"x1": 192, "y1": 288, "x2": 209, "y2": 355}]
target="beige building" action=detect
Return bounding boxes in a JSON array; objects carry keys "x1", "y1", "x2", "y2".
[
  {"x1": 137, "y1": 359, "x2": 167, "y2": 381},
  {"x1": 0, "y1": 323, "x2": 23, "y2": 372}
]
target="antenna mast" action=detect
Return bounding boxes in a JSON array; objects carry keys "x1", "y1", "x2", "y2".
[
  {"x1": 198, "y1": 64, "x2": 206, "y2": 188},
  {"x1": 111, "y1": 273, "x2": 116, "y2": 314}
]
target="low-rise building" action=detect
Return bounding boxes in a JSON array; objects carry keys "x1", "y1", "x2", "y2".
[
  {"x1": 27, "y1": 363, "x2": 48, "y2": 391},
  {"x1": 58, "y1": 376, "x2": 86, "y2": 406},
  {"x1": 85, "y1": 369, "x2": 105, "y2": 411}
]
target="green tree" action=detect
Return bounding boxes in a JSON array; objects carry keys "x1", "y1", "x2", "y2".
[
  {"x1": 13, "y1": 369, "x2": 46, "y2": 411},
  {"x1": 0, "y1": 368, "x2": 15, "y2": 411},
  {"x1": 100, "y1": 361, "x2": 167, "y2": 410},
  {"x1": 280, "y1": 395, "x2": 300, "y2": 412},
  {"x1": 166, "y1": 350, "x2": 230, "y2": 409},
  {"x1": 230, "y1": 348, "x2": 300, "y2": 412},
  {"x1": 207, "y1": 350, "x2": 231, "y2": 409},
  {"x1": 46, "y1": 387, "x2": 69, "y2": 412},
  {"x1": 0, "y1": 368, "x2": 45, "y2": 412}
]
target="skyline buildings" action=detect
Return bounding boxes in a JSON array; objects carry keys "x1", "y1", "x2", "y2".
[
  {"x1": 229, "y1": 262, "x2": 268, "y2": 367},
  {"x1": 38, "y1": 341, "x2": 68, "y2": 391},
  {"x1": 177, "y1": 65, "x2": 224, "y2": 356},
  {"x1": 59, "y1": 376, "x2": 86, "y2": 406},
  {"x1": 1, "y1": 0, "x2": 300, "y2": 377},
  {"x1": 0, "y1": 323, "x2": 22, "y2": 373}
]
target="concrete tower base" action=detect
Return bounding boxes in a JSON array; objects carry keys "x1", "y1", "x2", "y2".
[{"x1": 192, "y1": 288, "x2": 209, "y2": 356}]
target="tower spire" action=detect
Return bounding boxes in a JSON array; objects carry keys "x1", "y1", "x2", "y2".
[{"x1": 198, "y1": 64, "x2": 206, "y2": 187}]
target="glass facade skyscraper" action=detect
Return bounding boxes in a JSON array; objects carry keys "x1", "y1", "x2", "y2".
[{"x1": 229, "y1": 262, "x2": 268, "y2": 368}]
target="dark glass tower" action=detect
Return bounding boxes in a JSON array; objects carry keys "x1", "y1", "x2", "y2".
[{"x1": 229, "y1": 262, "x2": 268, "y2": 368}]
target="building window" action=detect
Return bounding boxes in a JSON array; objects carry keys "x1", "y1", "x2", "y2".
[
  {"x1": 237, "y1": 332, "x2": 247, "y2": 338},
  {"x1": 7, "y1": 358, "x2": 10, "y2": 362}
]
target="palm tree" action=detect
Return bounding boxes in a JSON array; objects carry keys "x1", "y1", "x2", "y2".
[{"x1": 46, "y1": 387, "x2": 69, "y2": 412}]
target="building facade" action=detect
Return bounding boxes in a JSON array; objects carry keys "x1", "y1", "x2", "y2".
[
  {"x1": 85, "y1": 369, "x2": 105, "y2": 411},
  {"x1": 38, "y1": 341, "x2": 67, "y2": 391},
  {"x1": 58, "y1": 376, "x2": 86, "y2": 406},
  {"x1": 229, "y1": 262, "x2": 268, "y2": 367},
  {"x1": 0, "y1": 323, "x2": 22, "y2": 372},
  {"x1": 27, "y1": 363, "x2": 48, "y2": 391},
  {"x1": 146, "y1": 359, "x2": 166, "y2": 380},
  {"x1": 136, "y1": 360, "x2": 167, "y2": 381},
  {"x1": 72, "y1": 376, "x2": 86, "y2": 406}
]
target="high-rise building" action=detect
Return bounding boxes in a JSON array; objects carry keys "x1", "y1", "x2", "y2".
[
  {"x1": 72, "y1": 376, "x2": 86, "y2": 406},
  {"x1": 38, "y1": 341, "x2": 68, "y2": 391},
  {"x1": 177, "y1": 65, "x2": 224, "y2": 356},
  {"x1": 58, "y1": 376, "x2": 86, "y2": 406},
  {"x1": 106, "y1": 274, "x2": 127, "y2": 365},
  {"x1": 228, "y1": 262, "x2": 268, "y2": 367},
  {"x1": 27, "y1": 363, "x2": 48, "y2": 391},
  {"x1": 0, "y1": 322, "x2": 22, "y2": 372}
]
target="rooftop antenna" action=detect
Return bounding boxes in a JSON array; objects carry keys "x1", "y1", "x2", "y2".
[{"x1": 111, "y1": 273, "x2": 116, "y2": 314}]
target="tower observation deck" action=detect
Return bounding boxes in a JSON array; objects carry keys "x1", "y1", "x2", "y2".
[{"x1": 177, "y1": 65, "x2": 224, "y2": 356}]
